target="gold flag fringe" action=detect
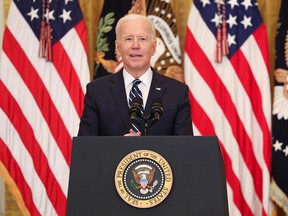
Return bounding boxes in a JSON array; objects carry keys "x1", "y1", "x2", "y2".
[
  {"x1": 216, "y1": 0, "x2": 229, "y2": 63},
  {"x1": 38, "y1": 0, "x2": 52, "y2": 61}
]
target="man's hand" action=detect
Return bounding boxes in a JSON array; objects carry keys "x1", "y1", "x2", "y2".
[
  {"x1": 124, "y1": 129, "x2": 141, "y2": 136},
  {"x1": 275, "y1": 68, "x2": 288, "y2": 83}
]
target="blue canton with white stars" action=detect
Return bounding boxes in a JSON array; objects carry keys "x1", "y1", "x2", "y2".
[
  {"x1": 195, "y1": 0, "x2": 263, "y2": 58},
  {"x1": 14, "y1": 0, "x2": 83, "y2": 44}
]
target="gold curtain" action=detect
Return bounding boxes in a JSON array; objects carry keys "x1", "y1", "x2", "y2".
[
  {"x1": 78, "y1": 0, "x2": 104, "y2": 79},
  {"x1": 2, "y1": 0, "x2": 285, "y2": 215}
]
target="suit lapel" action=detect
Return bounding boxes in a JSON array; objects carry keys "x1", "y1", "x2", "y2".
[
  {"x1": 109, "y1": 71, "x2": 131, "y2": 131},
  {"x1": 108, "y1": 69, "x2": 166, "y2": 130},
  {"x1": 145, "y1": 70, "x2": 166, "y2": 116}
]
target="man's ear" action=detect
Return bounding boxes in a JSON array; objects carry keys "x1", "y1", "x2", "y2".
[
  {"x1": 152, "y1": 39, "x2": 157, "y2": 56},
  {"x1": 115, "y1": 40, "x2": 119, "y2": 52}
]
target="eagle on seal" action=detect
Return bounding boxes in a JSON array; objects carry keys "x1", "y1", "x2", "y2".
[{"x1": 132, "y1": 164, "x2": 158, "y2": 194}]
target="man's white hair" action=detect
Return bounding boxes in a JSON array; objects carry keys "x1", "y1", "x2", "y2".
[{"x1": 115, "y1": 14, "x2": 156, "y2": 40}]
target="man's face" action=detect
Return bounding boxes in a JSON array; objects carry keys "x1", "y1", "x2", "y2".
[{"x1": 115, "y1": 18, "x2": 157, "y2": 75}]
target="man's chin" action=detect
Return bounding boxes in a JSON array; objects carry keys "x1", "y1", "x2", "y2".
[{"x1": 125, "y1": 65, "x2": 149, "y2": 74}]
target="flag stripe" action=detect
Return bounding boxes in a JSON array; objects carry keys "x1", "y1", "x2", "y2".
[
  {"x1": 185, "y1": 26, "x2": 263, "y2": 205},
  {"x1": 188, "y1": 91, "x2": 253, "y2": 215},
  {"x1": 226, "y1": 184, "x2": 242, "y2": 216},
  {"x1": 0, "y1": 50, "x2": 70, "y2": 195},
  {"x1": 0, "y1": 108, "x2": 56, "y2": 215},
  {"x1": 0, "y1": 80, "x2": 66, "y2": 215},
  {"x1": 252, "y1": 24, "x2": 270, "y2": 72},
  {"x1": 0, "y1": 1, "x2": 89, "y2": 214},
  {"x1": 61, "y1": 20, "x2": 90, "y2": 93},
  {"x1": 184, "y1": 1, "x2": 271, "y2": 215},
  {"x1": 74, "y1": 20, "x2": 88, "y2": 54},
  {"x1": 239, "y1": 25, "x2": 271, "y2": 165},
  {"x1": 0, "y1": 139, "x2": 40, "y2": 216},
  {"x1": 7, "y1": 2, "x2": 81, "y2": 140},
  {"x1": 3, "y1": 28, "x2": 72, "y2": 165},
  {"x1": 53, "y1": 40, "x2": 84, "y2": 117},
  {"x1": 186, "y1": 4, "x2": 267, "y2": 153},
  {"x1": 186, "y1": 58, "x2": 261, "y2": 214},
  {"x1": 0, "y1": 81, "x2": 65, "y2": 215},
  {"x1": 231, "y1": 28, "x2": 271, "y2": 214},
  {"x1": 220, "y1": 146, "x2": 255, "y2": 216}
]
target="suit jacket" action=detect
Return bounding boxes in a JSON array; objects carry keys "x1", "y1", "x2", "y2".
[{"x1": 78, "y1": 69, "x2": 193, "y2": 136}]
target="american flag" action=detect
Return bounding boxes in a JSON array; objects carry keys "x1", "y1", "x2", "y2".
[
  {"x1": 184, "y1": 0, "x2": 271, "y2": 216},
  {"x1": 0, "y1": 0, "x2": 89, "y2": 215}
]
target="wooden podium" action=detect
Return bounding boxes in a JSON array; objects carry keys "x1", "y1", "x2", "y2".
[{"x1": 66, "y1": 136, "x2": 229, "y2": 216}]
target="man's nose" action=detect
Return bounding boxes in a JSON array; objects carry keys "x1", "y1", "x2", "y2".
[{"x1": 132, "y1": 38, "x2": 140, "y2": 48}]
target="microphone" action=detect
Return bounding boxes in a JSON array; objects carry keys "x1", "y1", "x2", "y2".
[
  {"x1": 151, "y1": 97, "x2": 163, "y2": 122},
  {"x1": 129, "y1": 97, "x2": 143, "y2": 121}
]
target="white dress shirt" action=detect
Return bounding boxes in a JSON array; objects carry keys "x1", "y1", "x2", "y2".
[{"x1": 123, "y1": 68, "x2": 152, "y2": 109}]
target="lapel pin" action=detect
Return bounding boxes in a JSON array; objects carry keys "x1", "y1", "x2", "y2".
[{"x1": 156, "y1": 87, "x2": 161, "y2": 91}]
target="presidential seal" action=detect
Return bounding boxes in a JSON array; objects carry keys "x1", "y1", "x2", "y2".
[{"x1": 114, "y1": 150, "x2": 173, "y2": 208}]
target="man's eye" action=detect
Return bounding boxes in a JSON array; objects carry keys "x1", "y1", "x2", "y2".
[
  {"x1": 139, "y1": 37, "x2": 147, "y2": 41},
  {"x1": 124, "y1": 37, "x2": 132, "y2": 42}
]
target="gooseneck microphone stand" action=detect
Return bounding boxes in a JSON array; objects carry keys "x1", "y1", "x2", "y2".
[
  {"x1": 131, "y1": 114, "x2": 156, "y2": 136},
  {"x1": 129, "y1": 97, "x2": 163, "y2": 136}
]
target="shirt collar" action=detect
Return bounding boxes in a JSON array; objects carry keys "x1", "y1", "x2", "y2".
[{"x1": 123, "y1": 68, "x2": 153, "y2": 88}]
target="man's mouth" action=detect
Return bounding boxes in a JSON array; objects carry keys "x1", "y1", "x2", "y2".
[{"x1": 130, "y1": 54, "x2": 142, "y2": 57}]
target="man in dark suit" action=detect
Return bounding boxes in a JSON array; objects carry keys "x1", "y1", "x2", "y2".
[{"x1": 78, "y1": 14, "x2": 193, "y2": 136}]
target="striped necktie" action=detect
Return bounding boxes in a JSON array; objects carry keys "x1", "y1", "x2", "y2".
[{"x1": 129, "y1": 79, "x2": 144, "y2": 132}]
